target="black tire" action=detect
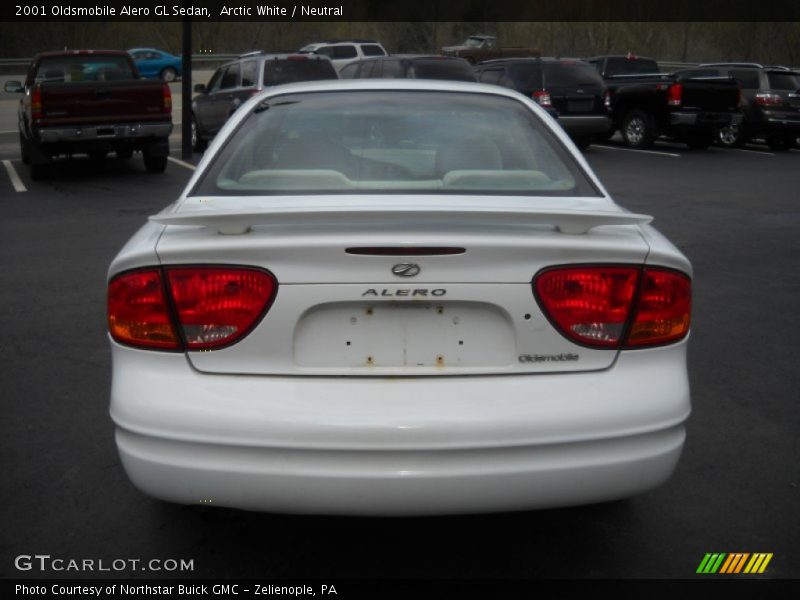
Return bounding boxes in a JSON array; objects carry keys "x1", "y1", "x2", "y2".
[
  {"x1": 143, "y1": 152, "x2": 168, "y2": 173},
  {"x1": 20, "y1": 132, "x2": 30, "y2": 164},
  {"x1": 160, "y1": 67, "x2": 177, "y2": 82},
  {"x1": 685, "y1": 132, "x2": 714, "y2": 150},
  {"x1": 717, "y1": 123, "x2": 744, "y2": 148},
  {"x1": 191, "y1": 116, "x2": 207, "y2": 153},
  {"x1": 766, "y1": 137, "x2": 792, "y2": 152},
  {"x1": 620, "y1": 110, "x2": 655, "y2": 149},
  {"x1": 30, "y1": 162, "x2": 49, "y2": 181},
  {"x1": 116, "y1": 148, "x2": 134, "y2": 160},
  {"x1": 572, "y1": 136, "x2": 592, "y2": 151}
]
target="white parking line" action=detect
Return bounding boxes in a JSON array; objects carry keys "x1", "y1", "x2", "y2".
[
  {"x1": 2, "y1": 160, "x2": 27, "y2": 192},
  {"x1": 593, "y1": 145, "x2": 681, "y2": 158},
  {"x1": 733, "y1": 148, "x2": 775, "y2": 156},
  {"x1": 0, "y1": 130, "x2": 19, "y2": 135},
  {"x1": 167, "y1": 156, "x2": 197, "y2": 171}
]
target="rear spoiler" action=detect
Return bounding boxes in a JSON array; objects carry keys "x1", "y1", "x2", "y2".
[{"x1": 150, "y1": 207, "x2": 652, "y2": 235}]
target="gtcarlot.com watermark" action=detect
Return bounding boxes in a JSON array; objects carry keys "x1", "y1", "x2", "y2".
[{"x1": 14, "y1": 554, "x2": 194, "y2": 573}]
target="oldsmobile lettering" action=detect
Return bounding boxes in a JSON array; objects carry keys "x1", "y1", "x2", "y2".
[{"x1": 362, "y1": 289, "x2": 446, "y2": 297}]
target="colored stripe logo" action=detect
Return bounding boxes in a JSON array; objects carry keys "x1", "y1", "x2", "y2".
[{"x1": 697, "y1": 553, "x2": 773, "y2": 574}]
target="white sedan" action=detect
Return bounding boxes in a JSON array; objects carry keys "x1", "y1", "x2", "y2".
[{"x1": 107, "y1": 80, "x2": 691, "y2": 515}]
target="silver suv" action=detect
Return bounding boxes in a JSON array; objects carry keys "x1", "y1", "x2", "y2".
[{"x1": 299, "y1": 39, "x2": 388, "y2": 71}]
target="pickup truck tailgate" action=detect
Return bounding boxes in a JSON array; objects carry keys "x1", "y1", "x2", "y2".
[
  {"x1": 680, "y1": 78, "x2": 740, "y2": 111},
  {"x1": 39, "y1": 81, "x2": 168, "y2": 124}
]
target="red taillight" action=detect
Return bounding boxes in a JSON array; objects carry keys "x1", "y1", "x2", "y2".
[
  {"x1": 31, "y1": 85, "x2": 43, "y2": 120},
  {"x1": 108, "y1": 269, "x2": 181, "y2": 350},
  {"x1": 108, "y1": 266, "x2": 277, "y2": 351},
  {"x1": 754, "y1": 91, "x2": 783, "y2": 107},
  {"x1": 532, "y1": 90, "x2": 552, "y2": 107},
  {"x1": 667, "y1": 83, "x2": 683, "y2": 107},
  {"x1": 604, "y1": 90, "x2": 612, "y2": 109},
  {"x1": 534, "y1": 266, "x2": 690, "y2": 349},
  {"x1": 162, "y1": 82, "x2": 172, "y2": 113},
  {"x1": 626, "y1": 268, "x2": 691, "y2": 347}
]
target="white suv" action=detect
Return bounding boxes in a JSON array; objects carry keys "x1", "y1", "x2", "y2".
[{"x1": 299, "y1": 39, "x2": 387, "y2": 71}]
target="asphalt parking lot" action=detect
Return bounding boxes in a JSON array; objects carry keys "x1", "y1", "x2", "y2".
[{"x1": 0, "y1": 132, "x2": 798, "y2": 580}]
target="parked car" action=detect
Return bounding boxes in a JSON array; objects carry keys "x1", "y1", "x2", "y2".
[
  {"x1": 128, "y1": 48, "x2": 182, "y2": 81},
  {"x1": 586, "y1": 54, "x2": 742, "y2": 149},
  {"x1": 474, "y1": 58, "x2": 611, "y2": 150},
  {"x1": 191, "y1": 52, "x2": 337, "y2": 152},
  {"x1": 680, "y1": 63, "x2": 800, "y2": 151},
  {"x1": 107, "y1": 79, "x2": 692, "y2": 515},
  {"x1": 339, "y1": 55, "x2": 476, "y2": 82},
  {"x1": 4, "y1": 49, "x2": 172, "y2": 179},
  {"x1": 441, "y1": 35, "x2": 541, "y2": 64},
  {"x1": 298, "y1": 39, "x2": 387, "y2": 71}
]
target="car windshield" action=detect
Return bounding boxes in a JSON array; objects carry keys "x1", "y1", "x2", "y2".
[
  {"x1": 464, "y1": 38, "x2": 486, "y2": 48},
  {"x1": 544, "y1": 63, "x2": 605, "y2": 87},
  {"x1": 192, "y1": 90, "x2": 599, "y2": 197},
  {"x1": 34, "y1": 55, "x2": 135, "y2": 82}
]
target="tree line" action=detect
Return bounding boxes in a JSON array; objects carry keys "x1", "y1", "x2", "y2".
[{"x1": 1, "y1": 22, "x2": 798, "y2": 67}]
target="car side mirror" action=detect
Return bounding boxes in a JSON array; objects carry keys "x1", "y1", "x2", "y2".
[
  {"x1": 4, "y1": 80, "x2": 23, "y2": 93},
  {"x1": 194, "y1": 83, "x2": 206, "y2": 93}
]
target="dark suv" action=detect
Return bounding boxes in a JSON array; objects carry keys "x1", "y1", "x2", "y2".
[
  {"x1": 191, "y1": 52, "x2": 338, "y2": 152},
  {"x1": 679, "y1": 63, "x2": 800, "y2": 150},
  {"x1": 474, "y1": 58, "x2": 611, "y2": 149},
  {"x1": 339, "y1": 55, "x2": 476, "y2": 82}
]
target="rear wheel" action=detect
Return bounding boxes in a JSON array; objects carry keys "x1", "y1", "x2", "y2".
[
  {"x1": 766, "y1": 137, "x2": 792, "y2": 152},
  {"x1": 143, "y1": 152, "x2": 168, "y2": 173},
  {"x1": 717, "y1": 123, "x2": 744, "y2": 148},
  {"x1": 685, "y1": 132, "x2": 714, "y2": 150},
  {"x1": 160, "y1": 67, "x2": 177, "y2": 82},
  {"x1": 19, "y1": 132, "x2": 30, "y2": 164},
  {"x1": 621, "y1": 110, "x2": 655, "y2": 149}
]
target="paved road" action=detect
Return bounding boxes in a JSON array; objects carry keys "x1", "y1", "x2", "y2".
[{"x1": 0, "y1": 140, "x2": 798, "y2": 580}]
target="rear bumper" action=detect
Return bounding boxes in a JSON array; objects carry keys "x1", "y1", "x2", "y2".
[
  {"x1": 558, "y1": 115, "x2": 612, "y2": 137},
  {"x1": 668, "y1": 111, "x2": 741, "y2": 130},
  {"x1": 110, "y1": 340, "x2": 691, "y2": 515},
  {"x1": 35, "y1": 121, "x2": 172, "y2": 144}
]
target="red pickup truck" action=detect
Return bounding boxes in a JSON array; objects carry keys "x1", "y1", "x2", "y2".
[{"x1": 4, "y1": 50, "x2": 173, "y2": 179}]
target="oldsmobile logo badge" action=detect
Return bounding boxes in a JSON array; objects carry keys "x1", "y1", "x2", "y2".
[{"x1": 391, "y1": 263, "x2": 421, "y2": 277}]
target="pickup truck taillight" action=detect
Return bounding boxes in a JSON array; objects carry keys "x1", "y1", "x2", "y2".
[
  {"x1": 604, "y1": 91, "x2": 611, "y2": 109},
  {"x1": 755, "y1": 92, "x2": 783, "y2": 107},
  {"x1": 31, "y1": 85, "x2": 43, "y2": 120},
  {"x1": 667, "y1": 83, "x2": 683, "y2": 107},
  {"x1": 162, "y1": 82, "x2": 172, "y2": 113},
  {"x1": 534, "y1": 266, "x2": 691, "y2": 349},
  {"x1": 532, "y1": 90, "x2": 552, "y2": 108},
  {"x1": 108, "y1": 267, "x2": 278, "y2": 351}
]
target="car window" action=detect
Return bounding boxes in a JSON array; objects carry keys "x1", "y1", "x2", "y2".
[
  {"x1": 220, "y1": 64, "x2": 240, "y2": 89},
  {"x1": 332, "y1": 46, "x2": 358, "y2": 60},
  {"x1": 361, "y1": 44, "x2": 385, "y2": 57},
  {"x1": 380, "y1": 60, "x2": 405, "y2": 79},
  {"x1": 766, "y1": 72, "x2": 800, "y2": 90},
  {"x1": 410, "y1": 60, "x2": 477, "y2": 82},
  {"x1": 604, "y1": 57, "x2": 660, "y2": 77},
  {"x1": 206, "y1": 67, "x2": 224, "y2": 93},
  {"x1": 543, "y1": 63, "x2": 604, "y2": 87},
  {"x1": 34, "y1": 55, "x2": 136, "y2": 83},
  {"x1": 241, "y1": 60, "x2": 257, "y2": 87},
  {"x1": 478, "y1": 69, "x2": 505, "y2": 85},
  {"x1": 194, "y1": 91, "x2": 599, "y2": 197},
  {"x1": 312, "y1": 46, "x2": 333, "y2": 57},
  {"x1": 728, "y1": 69, "x2": 761, "y2": 89},
  {"x1": 339, "y1": 62, "x2": 361, "y2": 79},
  {"x1": 360, "y1": 60, "x2": 382, "y2": 78},
  {"x1": 262, "y1": 59, "x2": 337, "y2": 86}
]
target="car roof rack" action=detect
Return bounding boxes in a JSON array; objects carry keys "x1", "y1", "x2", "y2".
[{"x1": 700, "y1": 62, "x2": 764, "y2": 68}]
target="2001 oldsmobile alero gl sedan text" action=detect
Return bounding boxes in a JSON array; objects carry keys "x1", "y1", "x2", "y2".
[{"x1": 107, "y1": 80, "x2": 692, "y2": 515}]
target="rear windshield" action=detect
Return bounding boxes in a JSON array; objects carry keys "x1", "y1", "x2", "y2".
[
  {"x1": 543, "y1": 62, "x2": 605, "y2": 87},
  {"x1": 409, "y1": 60, "x2": 477, "y2": 82},
  {"x1": 192, "y1": 91, "x2": 599, "y2": 197},
  {"x1": 34, "y1": 55, "x2": 135, "y2": 83},
  {"x1": 262, "y1": 59, "x2": 337, "y2": 86},
  {"x1": 604, "y1": 57, "x2": 660, "y2": 77},
  {"x1": 767, "y1": 72, "x2": 800, "y2": 90}
]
